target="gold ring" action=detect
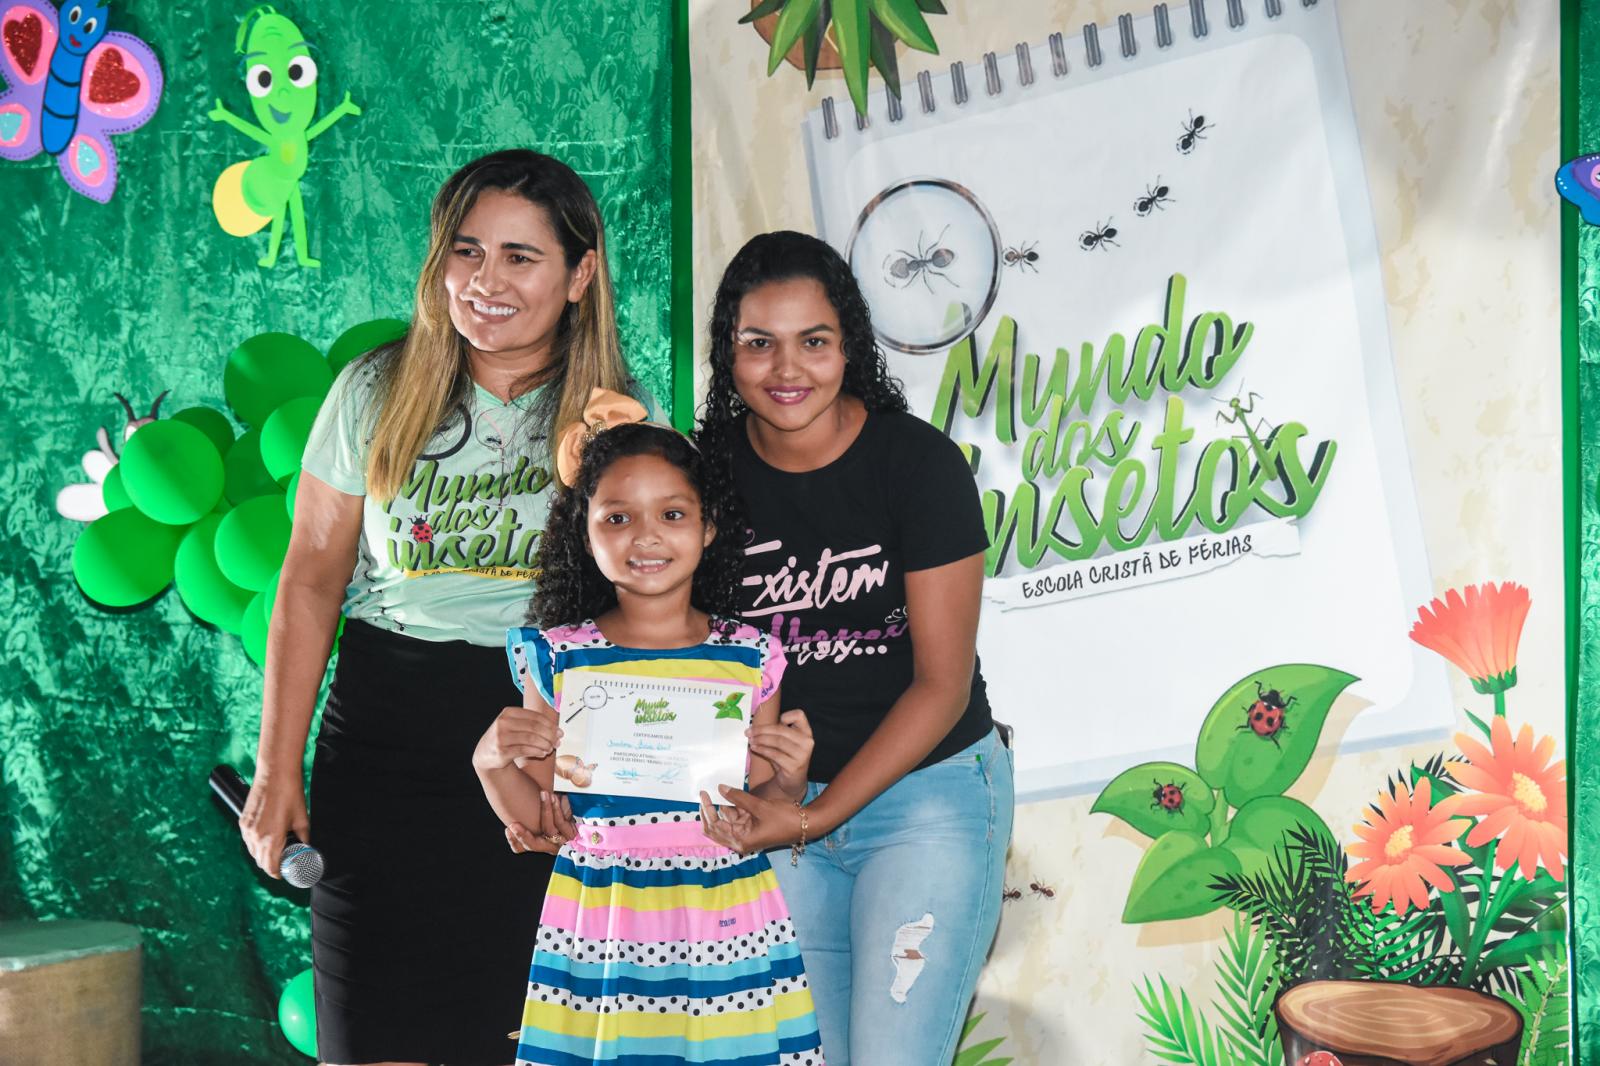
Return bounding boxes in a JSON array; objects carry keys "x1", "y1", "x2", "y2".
[{"x1": 546, "y1": 834, "x2": 562, "y2": 844}]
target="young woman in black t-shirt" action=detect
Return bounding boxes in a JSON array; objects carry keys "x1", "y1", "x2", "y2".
[{"x1": 694, "y1": 231, "x2": 1015, "y2": 1066}]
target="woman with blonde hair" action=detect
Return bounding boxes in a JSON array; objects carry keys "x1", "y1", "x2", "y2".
[{"x1": 237, "y1": 149, "x2": 645, "y2": 1065}]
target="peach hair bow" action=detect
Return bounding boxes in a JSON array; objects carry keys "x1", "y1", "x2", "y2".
[{"x1": 554, "y1": 387, "x2": 659, "y2": 487}]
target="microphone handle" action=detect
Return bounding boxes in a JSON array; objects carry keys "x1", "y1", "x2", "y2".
[{"x1": 208, "y1": 764, "x2": 309, "y2": 850}]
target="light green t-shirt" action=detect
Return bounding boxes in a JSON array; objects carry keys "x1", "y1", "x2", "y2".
[{"x1": 301, "y1": 359, "x2": 654, "y2": 646}]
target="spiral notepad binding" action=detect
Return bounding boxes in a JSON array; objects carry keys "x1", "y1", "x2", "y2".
[{"x1": 817, "y1": 0, "x2": 1320, "y2": 140}]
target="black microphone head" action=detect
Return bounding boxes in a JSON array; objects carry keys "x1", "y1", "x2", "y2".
[{"x1": 279, "y1": 842, "x2": 325, "y2": 889}]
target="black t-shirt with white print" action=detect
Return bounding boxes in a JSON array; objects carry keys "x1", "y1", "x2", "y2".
[{"x1": 732, "y1": 410, "x2": 993, "y2": 782}]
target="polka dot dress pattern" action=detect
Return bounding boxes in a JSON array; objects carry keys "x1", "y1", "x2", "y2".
[{"x1": 510, "y1": 623, "x2": 822, "y2": 1065}]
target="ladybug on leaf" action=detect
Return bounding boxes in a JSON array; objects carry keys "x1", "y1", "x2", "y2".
[
  {"x1": 1151, "y1": 780, "x2": 1185, "y2": 813},
  {"x1": 1240, "y1": 680, "x2": 1296, "y2": 747},
  {"x1": 409, "y1": 515, "x2": 435, "y2": 543}
]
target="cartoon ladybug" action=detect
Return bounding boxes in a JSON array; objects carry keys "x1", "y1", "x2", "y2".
[
  {"x1": 409, "y1": 515, "x2": 435, "y2": 543},
  {"x1": 1297, "y1": 1052, "x2": 1343, "y2": 1066},
  {"x1": 1240, "y1": 680, "x2": 1296, "y2": 747},
  {"x1": 1152, "y1": 780, "x2": 1185, "y2": 813}
]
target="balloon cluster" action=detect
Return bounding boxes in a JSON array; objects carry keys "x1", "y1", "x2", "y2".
[{"x1": 70, "y1": 320, "x2": 406, "y2": 666}]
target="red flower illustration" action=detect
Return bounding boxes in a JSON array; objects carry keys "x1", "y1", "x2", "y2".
[{"x1": 1408, "y1": 582, "x2": 1530, "y2": 696}]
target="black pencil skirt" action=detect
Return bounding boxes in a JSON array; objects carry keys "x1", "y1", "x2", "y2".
[{"x1": 309, "y1": 618, "x2": 554, "y2": 1065}]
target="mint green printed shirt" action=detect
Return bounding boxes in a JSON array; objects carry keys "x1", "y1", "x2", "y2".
[{"x1": 302, "y1": 360, "x2": 654, "y2": 647}]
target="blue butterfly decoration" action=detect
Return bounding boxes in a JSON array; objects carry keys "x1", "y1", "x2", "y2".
[
  {"x1": 1555, "y1": 153, "x2": 1600, "y2": 225},
  {"x1": 0, "y1": 1, "x2": 163, "y2": 202}
]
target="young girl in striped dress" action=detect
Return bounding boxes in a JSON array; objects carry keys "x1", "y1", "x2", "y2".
[{"x1": 473, "y1": 393, "x2": 826, "y2": 1066}]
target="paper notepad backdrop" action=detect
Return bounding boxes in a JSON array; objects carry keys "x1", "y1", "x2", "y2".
[
  {"x1": 803, "y1": 3, "x2": 1446, "y2": 801},
  {"x1": 692, "y1": 0, "x2": 1575, "y2": 1060},
  {"x1": 0, "y1": 3, "x2": 674, "y2": 1061}
]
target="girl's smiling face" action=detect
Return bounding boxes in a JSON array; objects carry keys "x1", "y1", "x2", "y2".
[
  {"x1": 730, "y1": 277, "x2": 848, "y2": 435},
  {"x1": 585, "y1": 452, "x2": 714, "y2": 601},
  {"x1": 444, "y1": 188, "x2": 595, "y2": 365}
]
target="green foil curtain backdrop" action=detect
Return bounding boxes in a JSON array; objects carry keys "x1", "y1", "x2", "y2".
[
  {"x1": 1577, "y1": 0, "x2": 1600, "y2": 1054},
  {"x1": 0, "y1": 2, "x2": 673, "y2": 1061}
]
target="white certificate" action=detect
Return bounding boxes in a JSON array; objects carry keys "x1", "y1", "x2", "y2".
[{"x1": 546, "y1": 668, "x2": 752, "y2": 804}]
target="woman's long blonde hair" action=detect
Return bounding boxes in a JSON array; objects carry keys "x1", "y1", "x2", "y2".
[{"x1": 364, "y1": 150, "x2": 630, "y2": 502}]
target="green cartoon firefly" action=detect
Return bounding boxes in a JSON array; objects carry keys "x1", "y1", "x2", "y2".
[
  {"x1": 713, "y1": 692, "x2": 746, "y2": 721},
  {"x1": 208, "y1": 5, "x2": 360, "y2": 268}
]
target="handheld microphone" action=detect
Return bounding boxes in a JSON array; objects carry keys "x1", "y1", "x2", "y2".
[{"x1": 208, "y1": 765, "x2": 325, "y2": 889}]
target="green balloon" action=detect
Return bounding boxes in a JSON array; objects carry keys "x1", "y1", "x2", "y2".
[
  {"x1": 102, "y1": 464, "x2": 132, "y2": 512},
  {"x1": 171, "y1": 406, "x2": 235, "y2": 457},
  {"x1": 120, "y1": 420, "x2": 225, "y2": 525},
  {"x1": 260, "y1": 396, "x2": 323, "y2": 482},
  {"x1": 277, "y1": 968, "x2": 317, "y2": 1057},
  {"x1": 224, "y1": 428, "x2": 279, "y2": 505},
  {"x1": 328, "y1": 317, "x2": 407, "y2": 375},
  {"x1": 72, "y1": 509, "x2": 184, "y2": 607},
  {"x1": 224, "y1": 332, "x2": 332, "y2": 427},
  {"x1": 284, "y1": 470, "x2": 302, "y2": 520},
  {"x1": 241, "y1": 589, "x2": 270, "y2": 668},
  {"x1": 214, "y1": 494, "x2": 292, "y2": 592},
  {"x1": 174, "y1": 516, "x2": 254, "y2": 634}
]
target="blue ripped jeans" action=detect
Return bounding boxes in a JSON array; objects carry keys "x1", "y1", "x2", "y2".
[{"x1": 774, "y1": 728, "x2": 1015, "y2": 1066}]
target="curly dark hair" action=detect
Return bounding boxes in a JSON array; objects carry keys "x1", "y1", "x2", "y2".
[
  {"x1": 694, "y1": 230, "x2": 908, "y2": 469},
  {"x1": 527, "y1": 423, "x2": 746, "y2": 632}
]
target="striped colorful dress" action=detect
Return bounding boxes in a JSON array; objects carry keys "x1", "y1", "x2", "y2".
[{"x1": 506, "y1": 619, "x2": 826, "y2": 1066}]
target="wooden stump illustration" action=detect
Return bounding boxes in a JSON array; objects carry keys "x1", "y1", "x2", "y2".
[{"x1": 1276, "y1": 980, "x2": 1522, "y2": 1066}]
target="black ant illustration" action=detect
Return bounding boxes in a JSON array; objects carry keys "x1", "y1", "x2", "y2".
[
  {"x1": 1002, "y1": 886, "x2": 1021, "y2": 903},
  {"x1": 1177, "y1": 110, "x2": 1213, "y2": 153},
  {"x1": 1003, "y1": 241, "x2": 1040, "y2": 273},
  {"x1": 883, "y1": 225, "x2": 957, "y2": 292},
  {"x1": 1029, "y1": 880, "x2": 1056, "y2": 900},
  {"x1": 1078, "y1": 218, "x2": 1119, "y2": 252},
  {"x1": 1134, "y1": 178, "x2": 1175, "y2": 216}
]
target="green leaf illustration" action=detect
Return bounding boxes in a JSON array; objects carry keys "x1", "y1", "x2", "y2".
[
  {"x1": 868, "y1": 0, "x2": 938, "y2": 52},
  {"x1": 1194, "y1": 665, "x2": 1358, "y2": 807},
  {"x1": 868, "y1": 18, "x2": 901, "y2": 101},
  {"x1": 831, "y1": 0, "x2": 872, "y2": 116},
  {"x1": 739, "y1": 0, "x2": 787, "y2": 25},
  {"x1": 1219, "y1": 796, "x2": 1334, "y2": 880},
  {"x1": 1092, "y1": 761, "x2": 1214, "y2": 840},
  {"x1": 713, "y1": 692, "x2": 746, "y2": 721},
  {"x1": 766, "y1": 0, "x2": 822, "y2": 75},
  {"x1": 1123, "y1": 830, "x2": 1241, "y2": 924}
]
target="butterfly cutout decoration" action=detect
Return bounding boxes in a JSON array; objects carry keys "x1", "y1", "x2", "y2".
[
  {"x1": 0, "y1": 1, "x2": 163, "y2": 202},
  {"x1": 713, "y1": 692, "x2": 746, "y2": 721},
  {"x1": 1556, "y1": 153, "x2": 1600, "y2": 225}
]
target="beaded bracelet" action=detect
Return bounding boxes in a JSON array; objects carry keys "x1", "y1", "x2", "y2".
[{"x1": 790, "y1": 803, "x2": 809, "y2": 867}]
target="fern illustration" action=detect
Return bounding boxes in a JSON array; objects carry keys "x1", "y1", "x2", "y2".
[
  {"x1": 951, "y1": 1010, "x2": 1013, "y2": 1066},
  {"x1": 1213, "y1": 913, "x2": 1279, "y2": 1066},
  {"x1": 1135, "y1": 977, "x2": 1242, "y2": 1066},
  {"x1": 1496, "y1": 951, "x2": 1570, "y2": 1066},
  {"x1": 1211, "y1": 825, "x2": 1469, "y2": 988}
]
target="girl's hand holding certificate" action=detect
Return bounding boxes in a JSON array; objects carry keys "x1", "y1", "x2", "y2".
[
  {"x1": 746, "y1": 709, "x2": 814, "y2": 800},
  {"x1": 471, "y1": 705, "x2": 563, "y2": 771}
]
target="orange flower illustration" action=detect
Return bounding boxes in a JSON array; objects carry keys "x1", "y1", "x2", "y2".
[
  {"x1": 1347, "y1": 776, "x2": 1470, "y2": 915},
  {"x1": 1408, "y1": 582, "x2": 1530, "y2": 695},
  {"x1": 1448, "y1": 716, "x2": 1568, "y2": 882}
]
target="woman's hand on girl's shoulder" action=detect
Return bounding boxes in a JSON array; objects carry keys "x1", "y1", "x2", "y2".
[{"x1": 472, "y1": 705, "x2": 562, "y2": 772}]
